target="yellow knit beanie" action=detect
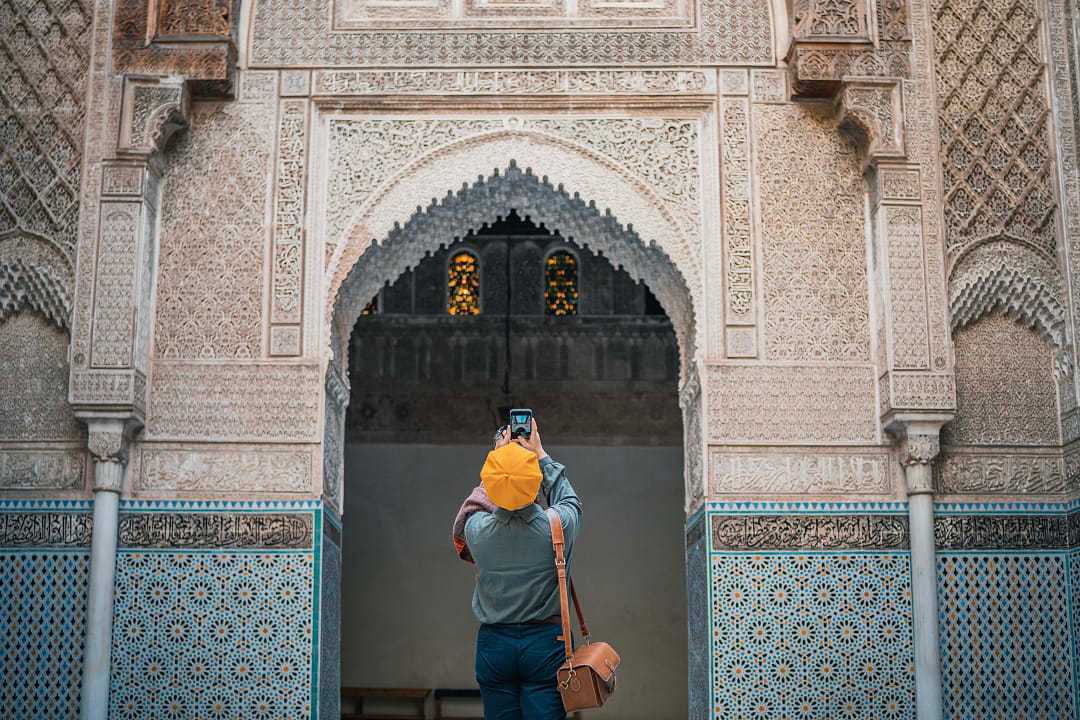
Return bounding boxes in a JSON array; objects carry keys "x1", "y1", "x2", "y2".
[{"x1": 480, "y1": 443, "x2": 543, "y2": 511}]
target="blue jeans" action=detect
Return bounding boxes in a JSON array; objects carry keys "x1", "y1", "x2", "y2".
[{"x1": 475, "y1": 622, "x2": 567, "y2": 720}]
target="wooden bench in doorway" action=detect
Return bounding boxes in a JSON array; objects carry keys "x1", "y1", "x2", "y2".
[
  {"x1": 433, "y1": 688, "x2": 582, "y2": 720},
  {"x1": 341, "y1": 687, "x2": 430, "y2": 720}
]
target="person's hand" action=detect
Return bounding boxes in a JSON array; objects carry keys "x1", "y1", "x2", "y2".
[
  {"x1": 513, "y1": 419, "x2": 547, "y2": 460},
  {"x1": 493, "y1": 425, "x2": 510, "y2": 449}
]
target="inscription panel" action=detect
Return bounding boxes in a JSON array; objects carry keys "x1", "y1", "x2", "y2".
[
  {"x1": 0, "y1": 512, "x2": 93, "y2": 548},
  {"x1": 711, "y1": 450, "x2": 895, "y2": 495},
  {"x1": 333, "y1": 0, "x2": 693, "y2": 29},
  {"x1": 711, "y1": 513, "x2": 910, "y2": 550},
  {"x1": 117, "y1": 512, "x2": 314, "y2": 549}
]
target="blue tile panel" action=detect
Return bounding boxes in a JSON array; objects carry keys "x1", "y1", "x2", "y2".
[
  {"x1": 0, "y1": 504, "x2": 92, "y2": 720},
  {"x1": 318, "y1": 511, "x2": 341, "y2": 720},
  {"x1": 108, "y1": 502, "x2": 321, "y2": 720},
  {"x1": 938, "y1": 553, "x2": 1074, "y2": 719},
  {"x1": 686, "y1": 510, "x2": 708, "y2": 720},
  {"x1": 0, "y1": 551, "x2": 89, "y2": 719},
  {"x1": 706, "y1": 506, "x2": 915, "y2": 719},
  {"x1": 935, "y1": 504, "x2": 1079, "y2": 720}
]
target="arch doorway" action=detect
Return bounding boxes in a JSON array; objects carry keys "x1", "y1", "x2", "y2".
[{"x1": 338, "y1": 210, "x2": 687, "y2": 718}]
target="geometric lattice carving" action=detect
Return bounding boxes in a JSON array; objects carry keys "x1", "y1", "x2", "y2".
[
  {"x1": 0, "y1": 551, "x2": 89, "y2": 719},
  {"x1": 753, "y1": 104, "x2": 870, "y2": 361},
  {"x1": 944, "y1": 314, "x2": 1060, "y2": 446},
  {"x1": 153, "y1": 100, "x2": 273, "y2": 359},
  {"x1": 931, "y1": 0, "x2": 1057, "y2": 258},
  {"x1": 711, "y1": 552, "x2": 915, "y2": 718},
  {"x1": 0, "y1": 0, "x2": 92, "y2": 262},
  {"x1": 0, "y1": 260, "x2": 71, "y2": 330},
  {"x1": 938, "y1": 553, "x2": 1075, "y2": 718},
  {"x1": 110, "y1": 550, "x2": 314, "y2": 719}
]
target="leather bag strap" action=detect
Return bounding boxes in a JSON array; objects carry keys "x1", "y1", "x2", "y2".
[{"x1": 546, "y1": 508, "x2": 589, "y2": 662}]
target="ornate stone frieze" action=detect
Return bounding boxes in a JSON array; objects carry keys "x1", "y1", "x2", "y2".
[
  {"x1": 117, "y1": 512, "x2": 313, "y2": 549},
  {"x1": 154, "y1": 99, "x2": 274, "y2": 360},
  {"x1": 89, "y1": 204, "x2": 140, "y2": 368},
  {"x1": 250, "y1": 0, "x2": 774, "y2": 66},
  {"x1": 333, "y1": 0, "x2": 694, "y2": 31},
  {"x1": 312, "y1": 69, "x2": 714, "y2": 96},
  {"x1": 706, "y1": 365, "x2": 877, "y2": 444},
  {"x1": 930, "y1": 0, "x2": 1057, "y2": 261},
  {"x1": 711, "y1": 513, "x2": 910, "y2": 550},
  {"x1": 936, "y1": 452, "x2": 1068, "y2": 495},
  {"x1": 135, "y1": 446, "x2": 313, "y2": 493},
  {"x1": 710, "y1": 450, "x2": 895, "y2": 495},
  {"x1": 69, "y1": 368, "x2": 146, "y2": 413},
  {"x1": 146, "y1": 363, "x2": 322, "y2": 442},
  {"x1": 0, "y1": 512, "x2": 93, "y2": 547},
  {"x1": 787, "y1": 46, "x2": 911, "y2": 98},
  {"x1": 752, "y1": 104, "x2": 870, "y2": 362},
  {"x1": 0, "y1": 450, "x2": 86, "y2": 491},
  {"x1": 935, "y1": 514, "x2": 1068, "y2": 551},
  {"x1": 945, "y1": 314, "x2": 1060, "y2": 446},
  {"x1": 0, "y1": 0, "x2": 92, "y2": 263}
]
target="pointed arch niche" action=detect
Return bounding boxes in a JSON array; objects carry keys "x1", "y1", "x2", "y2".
[{"x1": 316, "y1": 118, "x2": 709, "y2": 718}]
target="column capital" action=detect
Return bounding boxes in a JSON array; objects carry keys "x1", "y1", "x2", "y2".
[
  {"x1": 885, "y1": 414, "x2": 951, "y2": 494},
  {"x1": 80, "y1": 416, "x2": 140, "y2": 491}
]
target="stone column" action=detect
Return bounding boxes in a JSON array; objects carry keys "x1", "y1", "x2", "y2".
[
  {"x1": 894, "y1": 419, "x2": 947, "y2": 720},
  {"x1": 79, "y1": 418, "x2": 132, "y2": 720}
]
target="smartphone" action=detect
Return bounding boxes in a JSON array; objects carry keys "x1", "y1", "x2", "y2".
[{"x1": 509, "y1": 408, "x2": 533, "y2": 440}]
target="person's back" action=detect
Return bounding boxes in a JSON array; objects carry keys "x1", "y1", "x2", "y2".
[{"x1": 457, "y1": 420, "x2": 581, "y2": 720}]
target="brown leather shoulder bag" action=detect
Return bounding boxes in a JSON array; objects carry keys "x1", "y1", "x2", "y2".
[{"x1": 545, "y1": 508, "x2": 621, "y2": 712}]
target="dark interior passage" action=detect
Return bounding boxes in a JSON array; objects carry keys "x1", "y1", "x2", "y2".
[{"x1": 340, "y1": 212, "x2": 688, "y2": 719}]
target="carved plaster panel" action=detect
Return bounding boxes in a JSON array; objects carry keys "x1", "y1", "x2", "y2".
[
  {"x1": 706, "y1": 364, "x2": 878, "y2": 444},
  {"x1": 719, "y1": 95, "x2": 756, "y2": 358},
  {"x1": 0, "y1": 450, "x2": 86, "y2": 491},
  {"x1": 132, "y1": 444, "x2": 315, "y2": 494},
  {"x1": 710, "y1": 448, "x2": 900, "y2": 496},
  {"x1": 680, "y1": 366, "x2": 704, "y2": 512},
  {"x1": 936, "y1": 451, "x2": 1068, "y2": 495},
  {"x1": 944, "y1": 314, "x2": 1060, "y2": 446},
  {"x1": 250, "y1": 0, "x2": 775, "y2": 66},
  {"x1": 145, "y1": 363, "x2": 322, "y2": 442},
  {"x1": 0, "y1": 313, "x2": 83, "y2": 441},
  {"x1": 752, "y1": 103, "x2": 870, "y2": 362},
  {"x1": 153, "y1": 98, "x2": 275, "y2": 360}
]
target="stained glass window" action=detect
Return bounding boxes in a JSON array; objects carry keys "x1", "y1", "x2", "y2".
[
  {"x1": 545, "y1": 251, "x2": 579, "y2": 316},
  {"x1": 447, "y1": 251, "x2": 481, "y2": 316}
]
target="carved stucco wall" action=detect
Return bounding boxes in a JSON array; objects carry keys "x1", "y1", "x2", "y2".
[{"x1": 0, "y1": 0, "x2": 91, "y2": 494}]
